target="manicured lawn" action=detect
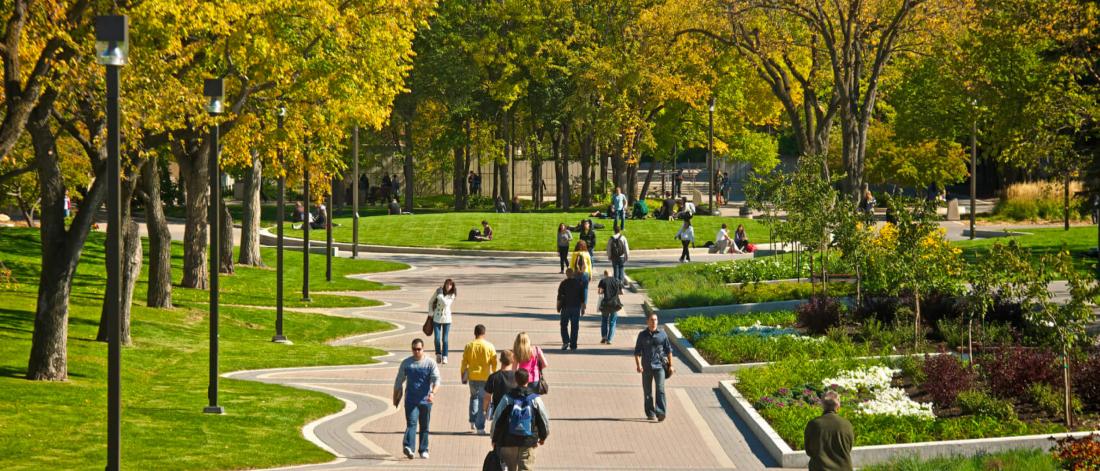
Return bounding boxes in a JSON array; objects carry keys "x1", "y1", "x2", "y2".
[
  {"x1": 954, "y1": 226, "x2": 1098, "y2": 273},
  {"x1": 296, "y1": 211, "x2": 766, "y2": 252},
  {"x1": 0, "y1": 228, "x2": 399, "y2": 470},
  {"x1": 629, "y1": 260, "x2": 853, "y2": 309},
  {"x1": 862, "y1": 449, "x2": 1058, "y2": 471},
  {"x1": 675, "y1": 312, "x2": 878, "y2": 364}
]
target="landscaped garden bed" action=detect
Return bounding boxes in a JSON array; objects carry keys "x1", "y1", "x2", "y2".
[{"x1": 735, "y1": 353, "x2": 1100, "y2": 449}]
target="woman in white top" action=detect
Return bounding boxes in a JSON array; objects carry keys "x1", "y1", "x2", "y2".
[
  {"x1": 675, "y1": 219, "x2": 695, "y2": 262},
  {"x1": 713, "y1": 223, "x2": 732, "y2": 254},
  {"x1": 431, "y1": 279, "x2": 457, "y2": 364}
]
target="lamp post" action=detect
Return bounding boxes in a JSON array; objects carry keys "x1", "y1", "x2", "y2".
[
  {"x1": 203, "y1": 77, "x2": 225, "y2": 415},
  {"x1": 352, "y1": 126, "x2": 359, "y2": 258},
  {"x1": 302, "y1": 149, "x2": 312, "y2": 302},
  {"x1": 96, "y1": 15, "x2": 128, "y2": 471},
  {"x1": 970, "y1": 99, "x2": 978, "y2": 240},
  {"x1": 273, "y1": 106, "x2": 290, "y2": 344},
  {"x1": 708, "y1": 96, "x2": 715, "y2": 213}
]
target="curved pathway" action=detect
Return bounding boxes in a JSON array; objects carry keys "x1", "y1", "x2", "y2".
[{"x1": 230, "y1": 252, "x2": 786, "y2": 470}]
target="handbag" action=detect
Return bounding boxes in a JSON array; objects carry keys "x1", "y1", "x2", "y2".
[
  {"x1": 663, "y1": 357, "x2": 674, "y2": 379},
  {"x1": 422, "y1": 315, "x2": 434, "y2": 337},
  {"x1": 536, "y1": 347, "x2": 549, "y2": 395}
]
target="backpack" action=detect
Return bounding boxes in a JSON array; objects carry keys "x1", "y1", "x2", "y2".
[
  {"x1": 609, "y1": 236, "x2": 626, "y2": 261},
  {"x1": 468, "y1": 228, "x2": 480, "y2": 241},
  {"x1": 507, "y1": 393, "x2": 539, "y2": 438}
]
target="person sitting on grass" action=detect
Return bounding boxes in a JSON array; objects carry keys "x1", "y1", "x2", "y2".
[
  {"x1": 388, "y1": 198, "x2": 401, "y2": 215},
  {"x1": 472, "y1": 220, "x2": 494, "y2": 241},
  {"x1": 732, "y1": 224, "x2": 750, "y2": 254},
  {"x1": 311, "y1": 203, "x2": 327, "y2": 230},
  {"x1": 292, "y1": 201, "x2": 314, "y2": 230}
]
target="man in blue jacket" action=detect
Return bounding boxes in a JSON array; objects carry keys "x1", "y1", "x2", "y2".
[{"x1": 393, "y1": 338, "x2": 441, "y2": 460}]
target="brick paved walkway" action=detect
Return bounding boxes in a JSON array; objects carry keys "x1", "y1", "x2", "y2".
[{"x1": 231, "y1": 253, "x2": 789, "y2": 470}]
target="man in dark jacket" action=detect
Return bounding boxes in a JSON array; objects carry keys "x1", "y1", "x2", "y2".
[
  {"x1": 557, "y1": 268, "x2": 585, "y2": 351},
  {"x1": 804, "y1": 391, "x2": 854, "y2": 471},
  {"x1": 490, "y1": 368, "x2": 549, "y2": 471}
]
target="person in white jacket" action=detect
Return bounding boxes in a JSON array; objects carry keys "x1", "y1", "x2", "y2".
[
  {"x1": 431, "y1": 279, "x2": 457, "y2": 364},
  {"x1": 674, "y1": 219, "x2": 695, "y2": 263}
]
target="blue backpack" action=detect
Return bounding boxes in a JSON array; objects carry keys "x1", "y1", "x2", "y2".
[{"x1": 507, "y1": 393, "x2": 539, "y2": 437}]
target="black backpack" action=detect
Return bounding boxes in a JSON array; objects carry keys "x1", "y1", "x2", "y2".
[
  {"x1": 609, "y1": 236, "x2": 626, "y2": 261},
  {"x1": 468, "y1": 229, "x2": 480, "y2": 241}
]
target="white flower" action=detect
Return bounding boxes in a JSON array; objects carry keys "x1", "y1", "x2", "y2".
[
  {"x1": 857, "y1": 387, "x2": 935, "y2": 420},
  {"x1": 822, "y1": 365, "x2": 897, "y2": 392}
]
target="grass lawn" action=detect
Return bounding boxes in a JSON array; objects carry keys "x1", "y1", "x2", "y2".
[
  {"x1": 953, "y1": 226, "x2": 1098, "y2": 273},
  {"x1": 308, "y1": 212, "x2": 767, "y2": 252},
  {"x1": 862, "y1": 449, "x2": 1058, "y2": 471},
  {"x1": 0, "y1": 228, "x2": 402, "y2": 470}
]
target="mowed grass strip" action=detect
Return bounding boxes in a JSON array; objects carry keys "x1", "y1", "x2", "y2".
[
  {"x1": 0, "y1": 228, "x2": 399, "y2": 470},
  {"x1": 311, "y1": 211, "x2": 767, "y2": 252},
  {"x1": 953, "y1": 226, "x2": 1098, "y2": 273}
]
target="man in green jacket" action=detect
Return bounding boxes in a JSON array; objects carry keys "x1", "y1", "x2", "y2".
[{"x1": 804, "y1": 391, "x2": 854, "y2": 471}]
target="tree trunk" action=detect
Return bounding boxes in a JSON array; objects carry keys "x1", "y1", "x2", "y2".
[
  {"x1": 600, "y1": 140, "x2": 608, "y2": 200},
  {"x1": 219, "y1": 201, "x2": 234, "y2": 274},
  {"x1": 558, "y1": 126, "x2": 570, "y2": 210},
  {"x1": 453, "y1": 144, "x2": 467, "y2": 210},
  {"x1": 238, "y1": 150, "x2": 264, "y2": 266},
  {"x1": 913, "y1": 289, "x2": 922, "y2": 352},
  {"x1": 580, "y1": 132, "x2": 593, "y2": 206},
  {"x1": 639, "y1": 160, "x2": 657, "y2": 201},
  {"x1": 26, "y1": 91, "x2": 107, "y2": 381},
  {"x1": 625, "y1": 163, "x2": 638, "y2": 203},
  {"x1": 403, "y1": 120, "x2": 415, "y2": 212},
  {"x1": 178, "y1": 144, "x2": 210, "y2": 289},
  {"x1": 1064, "y1": 172, "x2": 1071, "y2": 231},
  {"x1": 97, "y1": 216, "x2": 140, "y2": 345},
  {"x1": 500, "y1": 115, "x2": 512, "y2": 205},
  {"x1": 1063, "y1": 344, "x2": 1073, "y2": 427},
  {"x1": 141, "y1": 158, "x2": 172, "y2": 308}
]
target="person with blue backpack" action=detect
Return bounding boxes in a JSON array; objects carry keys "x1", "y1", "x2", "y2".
[{"x1": 490, "y1": 368, "x2": 550, "y2": 471}]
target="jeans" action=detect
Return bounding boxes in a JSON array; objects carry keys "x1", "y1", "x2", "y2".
[
  {"x1": 403, "y1": 402, "x2": 432, "y2": 453},
  {"x1": 558, "y1": 245, "x2": 569, "y2": 272},
  {"x1": 642, "y1": 367, "x2": 667, "y2": 418},
  {"x1": 579, "y1": 272, "x2": 591, "y2": 306},
  {"x1": 679, "y1": 240, "x2": 691, "y2": 262},
  {"x1": 560, "y1": 306, "x2": 581, "y2": 349},
  {"x1": 499, "y1": 445, "x2": 536, "y2": 471},
  {"x1": 433, "y1": 322, "x2": 451, "y2": 358},
  {"x1": 614, "y1": 208, "x2": 626, "y2": 229},
  {"x1": 601, "y1": 311, "x2": 618, "y2": 342},
  {"x1": 612, "y1": 259, "x2": 625, "y2": 283},
  {"x1": 468, "y1": 381, "x2": 486, "y2": 430}
]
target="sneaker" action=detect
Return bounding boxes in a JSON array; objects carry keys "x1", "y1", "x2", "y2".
[
  {"x1": 600, "y1": 338, "x2": 607, "y2": 344},
  {"x1": 562, "y1": 343, "x2": 569, "y2": 351},
  {"x1": 477, "y1": 429, "x2": 488, "y2": 435},
  {"x1": 470, "y1": 422, "x2": 475, "y2": 431},
  {"x1": 657, "y1": 415, "x2": 667, "y2": 422},
  {"x1": 419, "y1": 451, "x2": 429, "y2": 459},
  {"x1": 403, "y1": 447, "x2": 414, "y2": 459},
  {"x1": 646, "y1": 415, "x2": 656, "y2": 421},
  {"x1": 442, "y1": 357, "x2": 448, "y2": 365}
]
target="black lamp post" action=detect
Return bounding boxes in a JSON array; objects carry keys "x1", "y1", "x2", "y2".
[
  {"x1": 352, "y1": 126, "x2": 359, "y2": 258},
  {"x1": 96, "y1": 14, "x2": 127, "y2": 471},
  {"x1": 273, "y1": 106, "x2": 290, "y2": 344},
  {"x1": 302, "y1": 149, "x2": 312, "y2": 302},
  {"x1": 708, "y1": 96, "x2": 715, "y2": 213},
  {"x1": 203, "y1": 77, "x2": 225, "y2": 415}
]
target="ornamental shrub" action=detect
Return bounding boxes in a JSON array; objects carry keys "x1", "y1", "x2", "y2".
[
  {"x1": 980, "y1": 347, "x2": 1059, "y2": 399},
  {"x1": 956, "y1": 390, "x2": 1017, "y2": 421},
  {"x1": 1052, "y1": 434, "x2": 1100, "y2": 471},
  {"x1": 1073, "y1": 354, "x2": 1100, "y2": 408},
  {"x1": 920, "y1": 354, "x2": 975, "y2": 408},
  {"x1": 797, "y1": 295, "x2": 844, "y2": 335},
  {"x1": 1027, "y1": 383, "x2": 1083, "y2": 418}
]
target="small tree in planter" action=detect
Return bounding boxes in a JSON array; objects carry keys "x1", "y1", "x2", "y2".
[
  {"x1": 869, "y1": 196, "x2": 964, "y2": 352},
  {"x1": 1028, "y1": 250, "x2": 1098, "y2": 427},
  {"x1": 960, "y1": 242, "x2": 1039, "y2": 366},
  {"x1": 774, "y1": 155, "x2": 845, "y2": 296},
  {"x1": 832, "y1": 205, "x2": 875, "y2": 306}
]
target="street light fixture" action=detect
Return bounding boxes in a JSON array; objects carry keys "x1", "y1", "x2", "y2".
[
  {"x1": 96, "y1": 14, "x2": 127, "y2": 471},
  {"x1": 273, "y1": 106, "x2": 290, "y2": 344},
  {"x1": 203, "y1": 77, "x2": 225, "y2": 415},
  {"x1": 351, "y1": 126, "x2": 360, "y2": 259},
  {"x1": 708, "y1": 96, "x2": 716, "y2": 214},
  {"x1": 302, "y1": 148, "x2": 312, "y2": 302},
  {"x1": 326, "y1": 178, "x2": 333, "y2": 282}
]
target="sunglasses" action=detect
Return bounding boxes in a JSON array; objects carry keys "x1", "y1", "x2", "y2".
[{"x1": 412, "y1": 348, "x2": 423, "y2": 351}]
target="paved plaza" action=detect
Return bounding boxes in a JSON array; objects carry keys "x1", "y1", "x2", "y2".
[{"x1": 228, "y1": 252, "x2": 791, "y2": 471}]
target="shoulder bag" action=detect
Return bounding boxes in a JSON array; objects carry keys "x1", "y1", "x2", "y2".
[{"x1": 536, "y1": 347, "x2": 549, "y2": 395}]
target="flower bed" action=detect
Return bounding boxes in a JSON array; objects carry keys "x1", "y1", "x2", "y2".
[{"x1": 735, "y1": 355, "x2": 1100, "y2": 450}]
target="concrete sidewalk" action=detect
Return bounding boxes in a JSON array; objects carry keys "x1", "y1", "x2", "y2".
[{"x1": 232, "y1": 253, "x2": 789, "y2": 470}]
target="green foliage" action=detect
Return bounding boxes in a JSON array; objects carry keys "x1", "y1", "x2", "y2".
[
  {"x1": 956, "y1": 390, "x2": 1018, "y2": 421},
  {"x1": 861, "y1": 449, "x2": 1058, "y2": 471},
  {"x1": 1028, "y1": 383, "x2": 1083, "y2": 418}
]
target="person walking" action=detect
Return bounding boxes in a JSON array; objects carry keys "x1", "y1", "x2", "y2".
[
  {"x1": 430, "y1": 279, "x2": 457, "y2": 364},
  {"x1": 490, "y1": 368, "x2": 550, "y2": 471},
  {"x1": 674, "y1": 169, "x2": 684, "y2": 196},
  {"x1": 570, "y1": 241, "x2": 593, "y2": 307},
  {"x1": 513, "y1": 332, "x2": 547, "y2": 393},
  {"x1": 611, "y1": 186, "x2": 627, "y2": 229},
  {"x1": 597, "y1": 269, "x2": 623, "y2": 345},
  {"x1": 576, "y1": 220, "x2": 596, "y2": 261},
  {"x1": 606, "y1": 225, "x2": 629, "y2": 283},
  {"x1": 393, "y1": 338, "x2": 441, "y2": 459},
  {"x1": 634, "y1": 312, "x2": 674, "y2": 421},
  {"x1": 556, "y1": 223, "x2": 572, "y2": 274},
  {"x1": 460, "y1": 324, "x2": 497, "y2": 435},
  {"x1": 804, "y1": 391, "x2": 854, "y2": 471},
  {"x1": 557, "y1": 268, "x2": 585, "y2": 351},
  {"x1": 483, "y1": 351, "x2": 518, "y2": 420},
  {"x1": 674, "y1": 219, "x2": 695, "y2": 263}
]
